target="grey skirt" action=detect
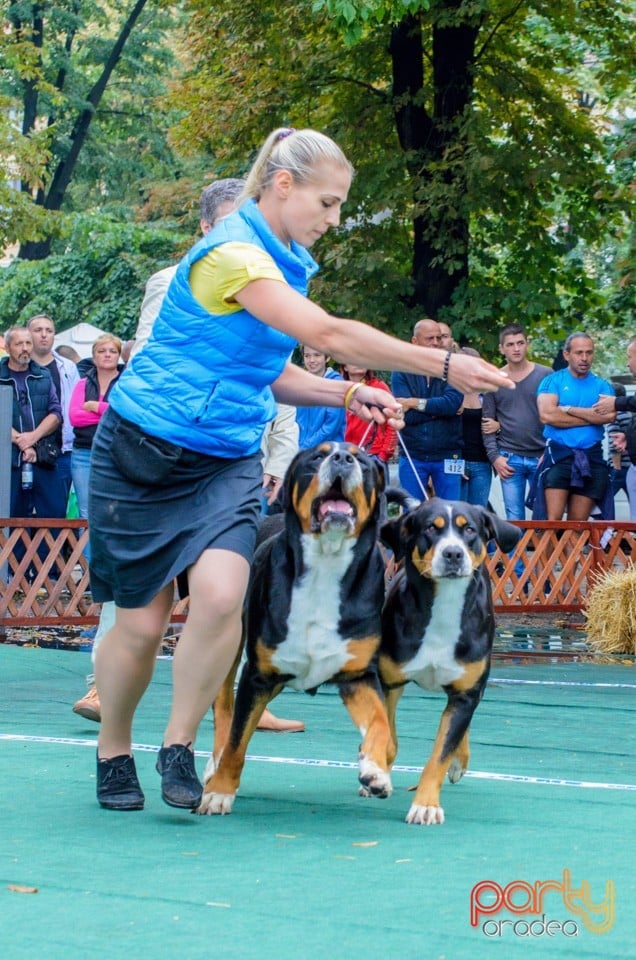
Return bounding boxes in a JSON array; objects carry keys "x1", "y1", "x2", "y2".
[{"x1": 88, "y1": 407, "x2": 262, "y2": 608}]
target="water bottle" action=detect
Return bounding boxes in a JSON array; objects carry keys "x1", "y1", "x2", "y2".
[{"x1": 21, "y1": 460, "x2": 34, "y2": 490}]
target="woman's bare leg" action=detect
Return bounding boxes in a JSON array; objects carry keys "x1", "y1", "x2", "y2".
[
  {"x1": 163, "y1": 549, "x2": 250, "y2": 747},
  {"x1": 95, "y1": 583, "x2": 174, "y2": 759}
]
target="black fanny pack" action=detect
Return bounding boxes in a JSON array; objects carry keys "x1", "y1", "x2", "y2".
[
  {"x1": 35, "y1": 436, "x2": 61, "y2": 469},
  {"x1": 110, "y1": 416, "x2": 182, "y2": 486}
]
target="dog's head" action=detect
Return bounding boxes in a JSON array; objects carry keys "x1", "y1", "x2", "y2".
[
  {"x1": 281, "y1": 442, "x2": 385, "y2": 538},
  {"x1": 380, "y1": 498, "x2": 521, "y2": 580}
]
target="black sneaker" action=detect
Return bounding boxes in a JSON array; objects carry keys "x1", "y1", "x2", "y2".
[
  {"x1": 96, "y1": 753, "x2": 145, "y2": 811},
  {"x1": 156, "y1": 742, "x2": 202, "y2": 809}
]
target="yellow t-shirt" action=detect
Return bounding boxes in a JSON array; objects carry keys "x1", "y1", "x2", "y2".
[{"x1": 189, "y1": 242, "x2": 286, "y2": 314}]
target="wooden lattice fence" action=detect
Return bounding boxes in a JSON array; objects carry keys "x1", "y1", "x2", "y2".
[{"x1": 1, "y1": 518, "x2": 634, "y2": 627}]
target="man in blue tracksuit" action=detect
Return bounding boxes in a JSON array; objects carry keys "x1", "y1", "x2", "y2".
[{"x1": 534, "y1": 331, "x2": 614, "y2": 520}]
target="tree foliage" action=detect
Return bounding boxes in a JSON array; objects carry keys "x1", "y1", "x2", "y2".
[
  {"x1": 173, "y1": 0, "x2": 635, "y2": 349},
  {"x1": 0, "y1": 210, "x2": 180, "y2": 335},
  {"x1": 1, "y1": 0, "x2": 633, "y2": 352},
  {"x1": 1, "y1": 0, "x2": 181, "y2": 258}
]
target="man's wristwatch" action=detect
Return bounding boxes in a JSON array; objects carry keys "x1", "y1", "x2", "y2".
[
  {"x1": 416, "y1": 398, "x2": 427, "y2": 412},
  {"x1": 562, "y1": 405, "x2": 572, "y2": 415}
]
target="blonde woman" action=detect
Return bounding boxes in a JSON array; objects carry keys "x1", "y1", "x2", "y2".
[
  {"x1": 90, "y1": 127, "x2": 511, "y2": 812},
  {"x1": 69, "y1": 334, "x2": 124, "y2": 535}
]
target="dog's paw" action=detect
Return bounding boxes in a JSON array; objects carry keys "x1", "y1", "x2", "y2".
[
  {"x1": 196, "y1": 791, "x2": 236, "y2": 816},
  {"x1": 405, "y1": 803, "x2": 445, "y2": 826},
  {"x1": 447, "y1": 758, "x2": 466, "y2": 784},
  {"x1": 358, "y1": 754, "x2": 393, "y2": 799}
]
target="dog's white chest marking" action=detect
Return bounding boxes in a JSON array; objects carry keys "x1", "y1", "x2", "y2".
[
  {"x1": 404, "y1": 578, "x2": 471, "y2": 690},
  {"x1": 272, "y1": 533, "x2": 356, "y2": 691}
]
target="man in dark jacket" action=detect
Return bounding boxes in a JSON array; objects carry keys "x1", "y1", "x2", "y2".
[
  {"x1": 1, "y1": 326, "x2": 64, "y2": 579},
  {"x1": 593, "y1": 338, "x2": 636, "y2": 519},
  {"x1": 391, "y1": 318, "x2": 464, "y2": 500}
]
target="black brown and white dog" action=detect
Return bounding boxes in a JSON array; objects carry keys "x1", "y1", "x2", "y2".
[
  {"x1": 197, "y1": 441, "x2": 400, "y2": 815},
  {"x1": 379, "y1": 498, "x2": 522, "y2": 826}
]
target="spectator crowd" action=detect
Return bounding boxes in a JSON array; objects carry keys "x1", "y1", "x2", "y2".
[
  {"x1": 4, "y1": 315, "x2": 635, "y2": 563},
  {"x1": 1, "y1": 170, "x2": 634, "y2": 811},
  {"x1": 3, "y1": 288, "x2": 635, "y2": 809}
]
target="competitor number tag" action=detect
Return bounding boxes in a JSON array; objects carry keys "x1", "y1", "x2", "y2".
[{"x1": 444, "y1": 458, "x2": 465, "y2": 475}]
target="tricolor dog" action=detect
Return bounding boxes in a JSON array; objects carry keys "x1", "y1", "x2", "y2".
[
  {"x1": 379, "y1": 498, "x2": 521, "y2": 825},
  {"x1": 198, "y1": 442, "x2": 397, "y2": 815}
]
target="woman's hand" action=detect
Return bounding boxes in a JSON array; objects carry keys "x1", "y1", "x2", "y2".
[
  {"x1": 348, "y1": 385, "x2": 405, "y2": 430},
  {"x1": 481, "y1": 416, "x2": 500, "y2": 435},
  {"x1": 445, "y1": 353, "x2": 513, "y2": 394}
]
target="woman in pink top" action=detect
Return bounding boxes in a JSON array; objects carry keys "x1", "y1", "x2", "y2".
[{"x1": 70, "y1": 334, "x2": 124, "y2": 551}]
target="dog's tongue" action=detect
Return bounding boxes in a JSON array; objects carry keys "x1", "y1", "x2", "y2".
[{"x1": 319, "y1": 499, "x2": 352, "y2": 518}]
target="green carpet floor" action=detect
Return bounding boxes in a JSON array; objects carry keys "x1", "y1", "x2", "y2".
[{"x1": 1, "y1": 644, "x2": 634, "y2": 959}]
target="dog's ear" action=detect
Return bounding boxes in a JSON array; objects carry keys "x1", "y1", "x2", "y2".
[
  {"x1": 481, "y1": 509, "x2": 522, "y2": 553},
  {"x1": 361, "y1": 450, "x2": 385, "y2": 494},
  {"x1": 279, "y1": 450, "x2": 302, "y2": 511},
  {"x1": 380, "y1": 513, "x2": 414, "y2": 562},
  {"x1": 380, "y1": 515, "x2": 402, "y2": 558}
]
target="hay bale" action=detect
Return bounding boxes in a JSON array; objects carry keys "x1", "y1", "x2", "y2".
[{"x1": 584, "y1": 567, "x2": 636, "y2": 654}]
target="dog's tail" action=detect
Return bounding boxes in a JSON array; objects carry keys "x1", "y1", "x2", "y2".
[
  {"x1": 255, "y1": 513, "x2": 285, "y2": 551},
  {"x1": 383, "y1": 485, "x2": 418, "y2": 522}
]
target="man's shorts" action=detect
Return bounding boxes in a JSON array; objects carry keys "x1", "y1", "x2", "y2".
[{"x1": 543, "y1": 456, "x2": 609, "y2": 500}]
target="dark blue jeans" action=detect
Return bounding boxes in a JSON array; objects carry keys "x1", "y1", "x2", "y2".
[
  {"x1": 398, "y1": 456, "x2": 462, "y2": 501},
  {"x1": 460, "y1": 461, "x2": 493, "y2": 507},
  {"x1": 10, "y1": 463, "x2": 69, "y2": 581}
]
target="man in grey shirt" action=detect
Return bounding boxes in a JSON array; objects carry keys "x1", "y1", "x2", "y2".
[{"x1": 482, "y1": 323, "x2": 552, "y2": 520}]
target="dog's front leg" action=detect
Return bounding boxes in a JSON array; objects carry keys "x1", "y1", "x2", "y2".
[
  {"x1": 210, "y1": 642, "x2": 244, "y2": 766},
  {"x1": 338, "y1": 677, "x2": 394, "y2": 799},
  {"x1": 383, "y1": 684, "x2": 405, "y2": 765},
  {"x1": 407, "y1": 683, "x2": 481, "y2": 826},
  {"x1": 198, "y1": 668, "x2": 282, "y2": 816}
]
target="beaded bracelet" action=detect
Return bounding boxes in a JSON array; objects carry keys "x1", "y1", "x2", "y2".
[
  {"x1": 442, "y1": 350, "x2": 452, "y2": 383},
  {"x1": 344, "y1": 381, "x2": 363, "y2": 410}
]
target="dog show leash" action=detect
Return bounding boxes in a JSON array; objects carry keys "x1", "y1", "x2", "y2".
[
  {"x1": 350, "y1": 404, "x2": 429, "y2": 500},
  {"x1": 355, "y1": 401, "x2": 429, "y2": 502},
  {"x1": 395, "y1": 431, "x2": 429, "y2": 501},
  {"x1": 351, "y1": 412, "x2": 426, "y2": 583}
]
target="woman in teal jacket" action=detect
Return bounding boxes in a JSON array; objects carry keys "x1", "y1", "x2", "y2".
[{"x1": 91, "y1": 127, "x2": 512, "y2": 813}]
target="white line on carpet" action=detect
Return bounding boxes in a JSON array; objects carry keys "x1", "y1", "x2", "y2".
[{"x1": 1, "y1": 734, "x2": 634, "y2": 792}]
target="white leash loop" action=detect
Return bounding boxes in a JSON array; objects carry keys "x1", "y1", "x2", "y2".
[
  {"x1": 353, "y1": 401, "x2": 428, "y2": 502},
  {"x1": 396, "y1": 430, "x2": 429, "y2": 500}
]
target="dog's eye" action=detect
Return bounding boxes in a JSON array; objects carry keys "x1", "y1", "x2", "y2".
[{"x1": 463, "y1": 525, "x2": 475, "y2": 535}]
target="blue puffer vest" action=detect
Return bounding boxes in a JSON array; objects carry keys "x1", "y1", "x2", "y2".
[{"x1": 110, "y1": 199, "x2": 319, "y2": 458}]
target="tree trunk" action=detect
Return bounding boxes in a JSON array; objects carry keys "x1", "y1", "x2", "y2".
[
  {"x1": 19, "y1": 0, "x2": 150, "y2": 261},
  {"x1": 390, "y1": 7, "x2": 479, "y2": 317}
]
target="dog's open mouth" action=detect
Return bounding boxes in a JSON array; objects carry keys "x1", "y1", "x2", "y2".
[{"x1": 311, "y1": 482, "x2": 356, "y2": 532}]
